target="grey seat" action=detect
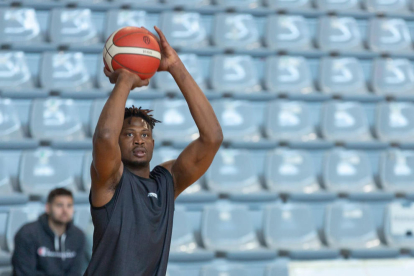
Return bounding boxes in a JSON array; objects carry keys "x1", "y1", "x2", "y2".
[
  {"x1": 210, "y1": 55, "x2": 261, "y2": 93},
  {"x1": 0, "y1": 8, "x2": 44, "y2": 45},
  {"x1": 379, "y1": 150, "x2": 414, "y2": 193},
  {"x1": 200, "y1": 264, "x2": 249, "y2": 276},
  {"x1": 265, "y1": 261, "x2": 289, "y2": 276},
  {"x1": 0, "y1": 51, "x2": 34, "y2": 89},
  {"x1": 212, "y1": 13, "x2": 260, "y2": 49},
  {"x1": 371, "y1": 58, "x2": 414, "y2": 96},
  {"x1": 317, "y1": 16, "x2": 363, "y2": 51},
  {"x1": 2, "y1": 208, "x2": 29, "y2": 253},
  {"x1": 151, "y1": 100, "x2": 198, "y2": 143},
  {"x1": 320, "y1": 101, "x2": 371, "y2": 142},
  {"x1": 265, "y1": 149, "x2": 319, "y2": 194},
  {"x1": 265, "y1": 0, "x2": 312, "y2": 9},
  {"x1": 201, "y1": 204, "x2": 275, "y2": 259},
  {"x1": 40, "y1": 52, "x2": 93, "y2": 90},
  {"x1": 315, "y1": 0, "x2": 361, "y2": 11},
  {"x1": 164, "y1": 0, "x2": 211, "y2": 5},
  {"x1": 368, "y1": 18, "x2": 412, "y2": 53},
  {"x1": 29, "y1": 98, "x2": 85, "y2": 141},
  {"x1": 170, "y1": 206, "x2": 213, "y2": 261},
  {"x1": 265, "y1": 15, "x2": 312, "y2": 50},
  {"x1": 264, "y1": 204, "x2": 337, "y2": 259},
  {"x1": 206, "y1": 149, "x2": 262, "y2": 194},
  {"x1": 154, "y1": 54, "x2": 205, "y2": 92},
  {"x1": 0, "y1": 99, "x2": 24, "y2": 141},
  {"x1": 265, "y1": 56, "x2": 314, "y2": 94},
  {"x1": 82, "y1": 151, "x2": 92, "y2": 192},
  {"x1": 383, "y1": 202, "x2": 414, "y2": 249},
  {"x1": 159, "y1": 12, "x2": 209, "y2": 49},
  {"x1": 319, "y1": 57, "x2": 368, "y2": 95},
  {"x1": 363, "y1": 0, "x2": 408, "y2": 13},
  {"x1": 104, "y1": 10, "x2": 148, "y2": 41},
  {"x1": 324, "y1": 203, "x2": 396, "y2": 258},
  {"x1": 323, "y1": 149, "x2": 376, "y2": 194},
  {"x1": 49, "y1": 9, "x2": 99, "y2": 45},
  {"x1": 375, "y1": 102, "x2": 414, "y2": 142},
  {"x1": 19, "y1": 149, "x2": 79, "y2": 197},
  {"x1": 265, "y1": 101, "x2": 316, "y2": 141},
  {"x1": 212, "y1": 100, "x2": 260, "y2": 142}
]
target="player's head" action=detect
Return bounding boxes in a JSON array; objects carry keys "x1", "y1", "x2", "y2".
[
  {"x1": 45, "y1": 188, "x2": 74, "y2": 225},
  {"x1": 119, "y1": 106, "x2": 161, "y2": 168}
]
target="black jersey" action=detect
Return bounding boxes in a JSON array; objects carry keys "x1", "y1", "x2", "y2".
[{"x1": 84, "y1": 165, "x2": 175, "y2": 276}]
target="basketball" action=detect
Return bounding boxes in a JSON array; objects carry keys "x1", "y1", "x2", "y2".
[{"x1": 103, "y1": 26, "x2": 161, "y2": 80}]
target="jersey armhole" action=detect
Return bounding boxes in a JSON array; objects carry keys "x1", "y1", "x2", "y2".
[
  {"x1": 153, "y1": 165, "x2": 175, "y2": 194},
  {"x1": 89, "y1": 172, "x2": 125, "y2": 210}
]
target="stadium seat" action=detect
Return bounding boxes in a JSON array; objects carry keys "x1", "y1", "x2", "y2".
[
  {"x1": 363, "y1": 0, "x2": 409, "y2": 13},
  {"x1": 265, "y1": 261, "x2": 289, "y2": 276},
  {"x1": 201, "y1": 204, "x2": 276, "y2": 259},
  {"x1": 159, "y1": 12, "x2": 209, "y2": 49},
  {"x1": 264, "y1": 204, "x2": 338, "y2": 259},
  {"x1": 265, "y1": 149, "x2": 320, "y2": 194},
  {"x1": 40, "y1": 52, "x2": 93, "y2": 90},
  {"x1": 320, "y1": 101, "x2": 371, "y2": 142},
  {"x1": 315, "y1": 0, "x2": 361, "y2": 11},
  {"x1": 371, "y1": 58, "x2": 414, "y2": 96},
  {"x1": 375, "y1": 102, "x2": 414, "y2": 143},
  {"x1": 205, "y1": 149, "x2": 262, "y2": 194},
  {"x1": 0, "y1": 51, "x2": 34, "y2": 90},
  {"x1": 29, "y1": 98, "x2": 86, "y2": 141},
  {"x1": 154, "y1": 54, "x2": 205, "y2": 92},
  {"x1": 212, "y1": 13, "x2": 260, "y2": 49},
  {"x1": 210, "y1": 55, "x2": 261, "y2": 93},
  {"x1": 265, "y1": 56, "x2": 314, "y2": 94},
  {"x1": 317, "y1": 16, "x2": 363, "y2": 51},
  {"x1": 368, "y1": 18, "x2": 412, "y2": 53},
  {"x1": 151, "y1": 100, "x2": 198, "y2": 143},
  {"x1": 0, "y1": 99, "x2": 24, "y2": 141},
  {"x1": 265, "y1": 101, "x2": 317, "y2": 141},
  {"x1": 82, "y1": 151, "x2": 92, "y2": 192},
  {"x1": 322, "y1": 149, "x2": 376, "y2": 194},
  {"x1": 0, "y1": 159, "x2": 13, "y2": 195},
  {"x1": 19, "y1": 149, "x2": 79, "y2": 197},
  {"x1": 200, "y1": 264, "x2": 250, "y2": 276},
  {"x1": 170, "y1": 206, "x2": 214, "y2": 261},
  {"x1": 383, "y1": 202, "x2": 414, "y2": 249},
  {"x1": 0, "y1": 8, "x2": 44, "y2": 45},
  {"x1": 49, "y1": 9, "x2": 100, "y2": 45},
  {"x1": 265, "y1": 0, "x2": 312, "y2": 10},
  {"x1": 212, "y1": 100, "x2": 261, "y2": 142},
  {"x1": 215, "y1": 0, "x2": 262, "y2": 7},
  {"x1": 379, "y1": 149, "x2": 414, "y2": 193},
  {"x1": 105, "y1": 10, "x2": 148, "y2": 41},
  {"x1": 2, "y1": 208, "x2": 29, "y2": 252},
  {"x1": 324, "y1": 203, "x2": 397, "y2": 258},
  {"x1": 265, "y1": 15, "x2": 312, "y2": 50},
  {"x1": 318, "y1": 57, "x2": 368, "y2": 95},
  {"x1": 164, "y1": 0, "x2": 211, "y2": 5}
]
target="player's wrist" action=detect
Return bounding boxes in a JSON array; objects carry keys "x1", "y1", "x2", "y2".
[
  {"x1": 168, "y1": 59, "x2": 184, "y2": 74},
  {"x1": 117, "y1": 71, "x2": 136, "y2": 88}
]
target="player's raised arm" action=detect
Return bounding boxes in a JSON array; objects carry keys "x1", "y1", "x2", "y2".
[
  {"x1": 91, "y1": 69, "x2": 149, "y2": 207},
  {"x1": 151, "y1": 26, "x2": 223, "y2": 199}
]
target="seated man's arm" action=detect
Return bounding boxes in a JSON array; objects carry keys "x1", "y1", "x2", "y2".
[{"x1": 12, "y1": 228, "x2": 36, "y2": 276}]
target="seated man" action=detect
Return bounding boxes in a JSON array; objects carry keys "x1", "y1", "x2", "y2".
[{"x1": 12, "y1": 188, "x2": 86, "y2": 276}]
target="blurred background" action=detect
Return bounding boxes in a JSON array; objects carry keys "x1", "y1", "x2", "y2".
[{"x1": 0, "y1": 0, "x2": 414, "y2": 275}]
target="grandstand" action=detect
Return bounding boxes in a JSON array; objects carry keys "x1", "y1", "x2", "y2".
[{"x1": 0, "y1": 0, "x2": 413, "y2": 275}]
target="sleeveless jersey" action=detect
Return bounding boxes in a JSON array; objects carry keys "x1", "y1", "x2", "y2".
[{"x1": 84, "y1": 165, "x2": 175, "y2": 276}]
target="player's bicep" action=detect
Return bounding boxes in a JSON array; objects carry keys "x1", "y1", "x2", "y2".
[{"x1": 170, "y1": 138, "x2": 219, "y2": 198}]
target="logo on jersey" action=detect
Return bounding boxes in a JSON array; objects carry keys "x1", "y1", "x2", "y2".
[{"x1": 148, "y1": 193, "x2": 158, "y2": 199}]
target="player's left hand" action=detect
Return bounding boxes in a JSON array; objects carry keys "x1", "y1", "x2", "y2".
[{"x1": 141, "y1": 26, "x2": 181, "y2": 73}]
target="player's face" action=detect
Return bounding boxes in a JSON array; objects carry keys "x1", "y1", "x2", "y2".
[
  {"x1": 46, "y1": 196, "x2": 74, "y2": 225},
  {"x1": 119, "y1": 117, "x2": 154, "y2": 167}
]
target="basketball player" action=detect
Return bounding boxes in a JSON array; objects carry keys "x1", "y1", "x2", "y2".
[{"x1": 83, "y1": 26, "x2": 223, "y2": 275}]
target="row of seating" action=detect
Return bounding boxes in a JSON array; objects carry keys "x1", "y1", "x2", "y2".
[
  {"x1": 2, "y1": 98, "x2": 414, "y2": 145},
  {"x1": 3, "y1": 0, "x2": 414, "y2": 15},
  {"x1": 1, "y1": 147, "x2": 413, "y2": 200},
  {"x1": 1, "y1": 8, "x2": 414, "y2": 54},
  {"x1": 2, "y1": 51, "x2": 414, "y2": 97}
]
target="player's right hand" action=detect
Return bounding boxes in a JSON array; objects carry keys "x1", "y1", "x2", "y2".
[{"x1": 104, "y1": 68, "x2": 150, "y2": 90}]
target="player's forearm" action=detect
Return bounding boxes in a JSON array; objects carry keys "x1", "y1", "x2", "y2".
[
  {"x1": 169, "y1": 61, "x2": 223, "y2": 143},
  {"x1": 93, "y1": 76, "x2": 133, "y2": 142}
]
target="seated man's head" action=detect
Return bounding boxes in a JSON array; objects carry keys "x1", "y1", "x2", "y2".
[
  {"x1": 46, "y1": 188, "x2": 74, "y2": 225},
  {"x1": 119, "y1": 106, "x2": 161, "y2": 168}
]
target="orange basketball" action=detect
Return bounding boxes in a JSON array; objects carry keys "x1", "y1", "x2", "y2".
[{"x1": 103, "y1": 27, "x2": 161, "y2": 80}]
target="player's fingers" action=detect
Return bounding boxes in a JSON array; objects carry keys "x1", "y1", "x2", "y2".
[
  {"x1": 104, "y1": 68, "x2": 111, "y2": 77},
  {"x1": 154, "y1": 26, "x2": 169, "y2": 45},
  {"x1": 141, "y1": 79, "x2": 150, "y2": 86}
]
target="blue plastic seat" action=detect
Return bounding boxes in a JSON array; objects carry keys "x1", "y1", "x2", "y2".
[
  {"x1": 265, "y1": 0, "x2": 312, "y2": 9},
  {"x1": 200, "y1": 264, "x2": 250, "y2": 276},
  {"x1": 315, "y1": 0, "x2": 361, "y2": 11},
  {"x1": 364, "y1": 0, "x2": 409, "y2": 13},
  {"x1": 368, "y1": 18, "x2": 412, "y2": 53},
  {"x1": 383, "y1": 202, "x2": 414, "y2": 249},
  {"x1": 104, "y1": 10, "x2": 148, "y2": 41},
  {"x1": 0, "y1": 51, "x2": 34, "y2": 90},
  {"x1": 0, "y1": 99, "x2": 24, "y2": 141},
  {"x1": 379, "y1": 150, "x2": 414, "y2": 193}
]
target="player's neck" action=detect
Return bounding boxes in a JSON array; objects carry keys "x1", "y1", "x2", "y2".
[{"x1": 126, "y1": 165, "x2": 151, "y2": 179}]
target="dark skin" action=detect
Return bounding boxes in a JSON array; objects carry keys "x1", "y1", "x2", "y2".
[{"x1": 91, "y1": 26, "x2": 223, "y2": 207}]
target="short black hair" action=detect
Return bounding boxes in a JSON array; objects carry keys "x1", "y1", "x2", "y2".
[
  {"x1": 124, "y1": 105, "x2": 161, "y2": 129},
  {"x1": 47, "y1": 188, "x2": 73, "y2": 204}
]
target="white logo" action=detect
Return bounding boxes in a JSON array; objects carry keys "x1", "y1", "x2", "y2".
[
  {"x1": 37, "y1": 247, "x2": 76, "y2": 259},
  {"x1": 148, "y1": 193, "x2": 158, "y2": 199}
]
